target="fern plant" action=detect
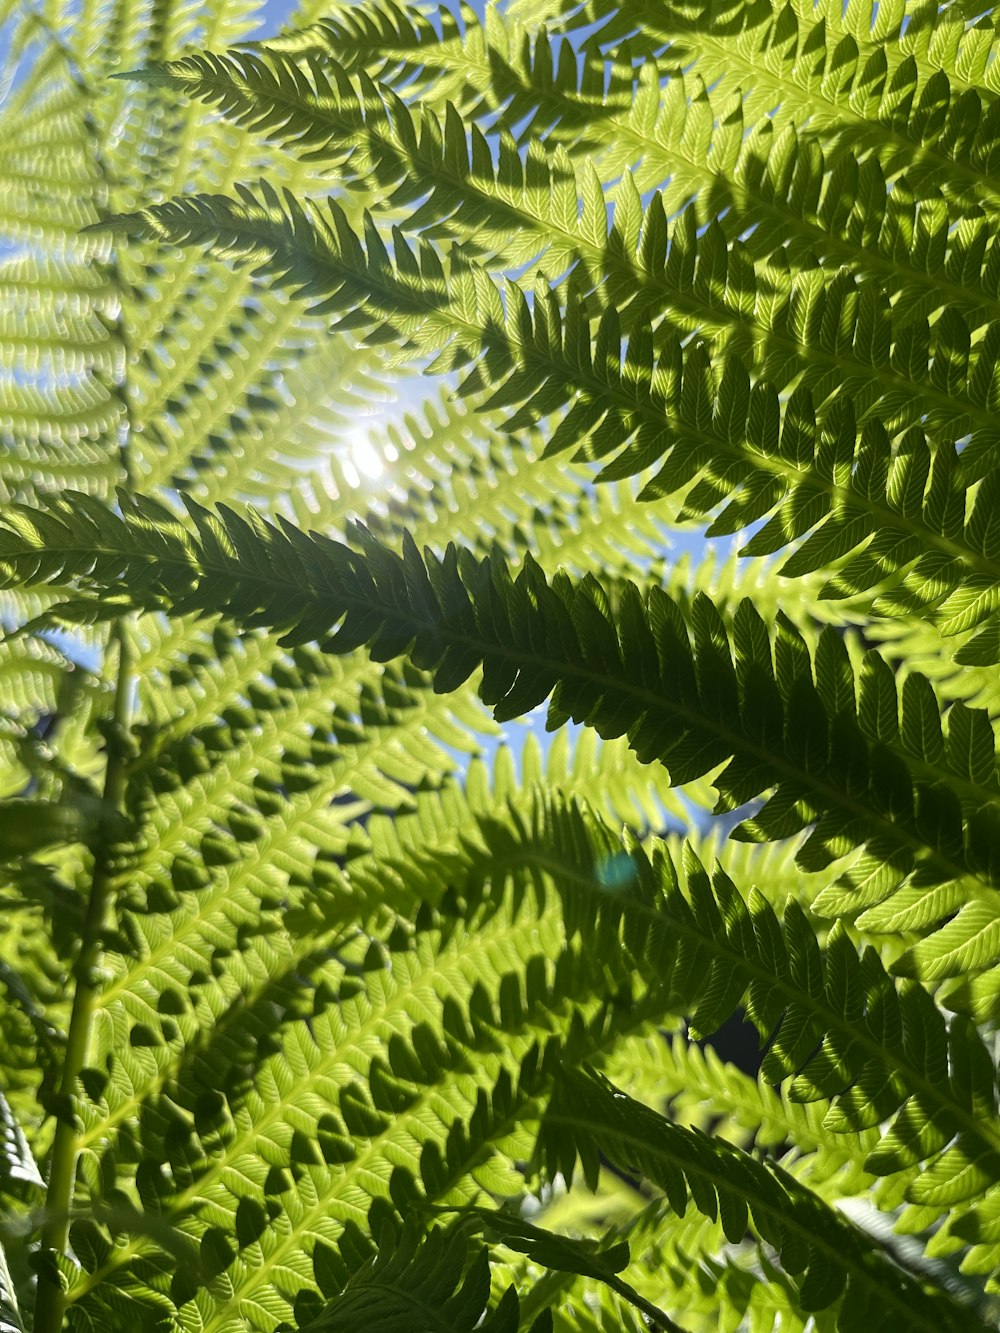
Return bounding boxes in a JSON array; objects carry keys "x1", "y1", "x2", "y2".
[{"x1": 2, "y1": 0, "x2": 1000, "y2": 1328}]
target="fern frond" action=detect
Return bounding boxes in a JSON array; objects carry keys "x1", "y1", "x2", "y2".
[
  {"x1": 542, "y1": 0, "x2": 1000, "y2": 215},
  {"x1": 857, "y1": 620, "x2": 1000, "y2": 798},
  {"x1": 0, "y1": 11, "x2": 124, "y2": 502},
  {"x1": 278, "y1": 381, "x2": 676, "y2": 585},
  {"x1": 4, "y1": 491, "x2": 998, "y2": 940},
  {"x1": 256, "y1": 7, "x2": 1000, "y2": 335},
  {"x1": 81, "y1": 720, "x2": 689, "y2": 1194},
  {"x1": 0, "y1": 1238, "x2": 27, "y2": 1333},
  {"x1": 249, "y1": 1, "x2": 471, "y2": 82},
  {"x1": 944, "y1": 1187, "x2": 1000, "y2": 1294},
  {"x1": 159, "y1": 334, "x2": 397, "y2": 508},
  {"x1": 60, "y1": 773, "x2": 1000, "y2": 1324},
  {"x1": 515, "y1": 1199, "x2": 820, "y2": 1333},
  {"x1": 296, "y1": 1217, "x2": 535, "y2": 1333},
  {"x1": 90, "y1": 186, "x2": 1000, "y2": 655},
  {"x1": 539, "y1": 1067, "x2": 989, "y2": 1333},
  {"x1": 0, "y1": 621, "x2": 109, "y2": 808},
  {"x1": 604, "y1": 1032, "x2": 878, "y2": 1196},
  {"x1": 120, "y1": 47, "x2": 1000, "y2": 456},
  {"x1": 372, "y1": 791, "x2": 1000, "y2": 1209},
  {"x1": 423, "y1": 1204, "x2": 686, "y2": 1333},
  {"x1": 0, "y1": 632, "x2": 86, "y2": 721},
  {"x1": 70, "y1": 673, "x2": 487, "y2": 1161},
  {"x1": 346, "y1": 738, "x2": 698, "y2": 928},
  {"x1": 6, "y1": 0, "x2": 1000, "y2": 1326},
  {"x1": 62, "y1": 859, "x2": 683, "y2": 1329},
  {"x1": 354, "y1": 744, "x2": 678, "y2": 911},
  {"x1": 0, "y1": 898, "x2": 67, "y2": 1124},
  {"x1": 85, "y1": 753, "x2": 997, "y2": 1237},
  {"x1": 0, "y1": 1087, "x2": 42, "y2": 1196}
]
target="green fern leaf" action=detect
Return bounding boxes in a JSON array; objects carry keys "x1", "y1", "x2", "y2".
[
  {"x1": 297, "y1": 1218, "x2": 526, "y2": 1333},
  {"x1": 539, "y1": 1067, "x2": 989, "y2": 1332},
  {"x1": 90, "y1": 185, "x2": 1000, "y2": 656},
  {"x1": 3, "y1": 492, "x2": 997, "y2": 946}
]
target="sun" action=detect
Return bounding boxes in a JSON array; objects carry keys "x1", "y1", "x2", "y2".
[{"x1": 341, "y1": 422, "x2": 385, "y2": 486}]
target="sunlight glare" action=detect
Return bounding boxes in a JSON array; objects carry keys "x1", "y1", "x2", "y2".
[{"x1": 341, "y1": 423, "x2": 385, "y2": 488}]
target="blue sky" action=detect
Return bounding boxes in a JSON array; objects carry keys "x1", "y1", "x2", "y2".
[
  {"x1": 261, "y1": 0, "x2": 492, "y2": 36},
  {"x1": 261, "y1": 0, "x2": 300, "y2": 34}
]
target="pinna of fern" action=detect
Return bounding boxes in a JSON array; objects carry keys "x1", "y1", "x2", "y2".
[
  {"x1": 94, "y1": 177, "x2": 1000, "y2": 667},
  {"x1": 3, "y1": 488, "x2": 998, "y2": 948}
]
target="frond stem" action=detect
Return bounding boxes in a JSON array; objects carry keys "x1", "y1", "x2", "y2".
[
  {"x1": 605, "y1": 1273, "x2": 687, "y2": 1333},
  {"x1": 27, "y1": 19, "x2": 138, "y2": 1323},
  {"x1": 32, "y1": 623, "x2": 134, "y2": 1332}
]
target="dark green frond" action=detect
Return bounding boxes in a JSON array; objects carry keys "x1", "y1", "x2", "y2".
[
  {"x1": 539, "y1": 1067, "x2": 990, "y2": 1333},
  {"x1": 114, "y1": 49, "x2": 1000, "y2": 454},
  {"x1": 297, "y1": 1218, "x2": 527, "y2": 1333},
  {"x1": 3, "y1": 492, "x2": 998, "y2": 956},
  {"x1": 247, "y1": 7, "x2": 1000, "y2": 341},
  {"x1": 381, "y1": 790, "x2": 1000, "y2": 1209},
  {"x1": 93, "y1": 184, "x2": 1000, "y2": 658}
]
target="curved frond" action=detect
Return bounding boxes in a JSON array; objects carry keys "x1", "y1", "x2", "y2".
[
  {"x1": 120, "y1": 48, "x2": 1000, "y2": 449},
  {"x1": 296, "y1": 1218, "x2": 532, "y2": 1333},
  {"x1": 538, "y1": 0, "x2": 1000, "y2": 213},
  {"x1": 91, "y1": 185, "x2": 1000, "y2": 658},
  {"x1": 540, "y1": 1067, "x2": 989, "y2": 1333},
  {"x1": 4, "y1": 492, "x2": 998, "y2": 972}
]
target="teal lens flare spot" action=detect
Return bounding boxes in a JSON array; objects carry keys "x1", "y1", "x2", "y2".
[{"x1": 597, "y1": 852, "x2": 637, "y2": 890}]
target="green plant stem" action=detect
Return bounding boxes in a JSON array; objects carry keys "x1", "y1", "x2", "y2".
[
  {"x1": 33, "y1": 621, "x2": 134, "y2": 1332},
  {"x1": 606, "y1": 1273, "x2": 688, "y2": 1333},
  {"x1": 27, "y1": 30, "x2": 136, "y2": 1319},
  {"x1": 29, "y1": 28, "x2": 136, "y2": 1311}
]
